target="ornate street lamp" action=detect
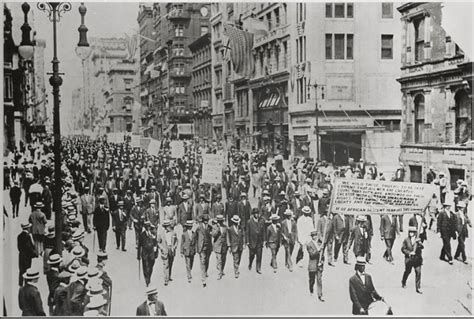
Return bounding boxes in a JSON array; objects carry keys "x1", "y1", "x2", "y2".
[
  {"x1": 18, "y1": 2, "x2": 34, "y2": 61},
  {"x1": 37, "y1": 2, "x2": 86, "y2": 253}
]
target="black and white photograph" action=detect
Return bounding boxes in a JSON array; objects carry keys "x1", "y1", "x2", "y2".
[{"x1": 1, "y1": 1, "x2": 473, "y2": 316}]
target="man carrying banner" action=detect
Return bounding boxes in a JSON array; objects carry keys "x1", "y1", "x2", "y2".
[{"x1": 347, "y1": 215, "x2": 370, "y2": 263}]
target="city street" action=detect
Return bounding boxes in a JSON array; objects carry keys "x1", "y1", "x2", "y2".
[{"x1": 3, "y1": 189, "x2": 472, "y2": 316}]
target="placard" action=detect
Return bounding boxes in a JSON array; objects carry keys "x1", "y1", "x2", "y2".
[
  {"x1": 170, "y1": 140, "x2": 185, "y2": 158},
  {"x1": 201, "y1": 153, "x2": 223, "y2": 184},
  {"x1": 131, "y1": 134, "x2": 140, "y2": 148},
  {"x1": 330, "y1": 178, "x2": 439, "y2": 215},
  {"x1": 147, "y1": 139, "x2": 161, "y2": 156}
]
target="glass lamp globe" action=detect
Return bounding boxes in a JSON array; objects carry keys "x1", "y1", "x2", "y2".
[
  {"x1": 18, "y1": 44, "x2": 34, "y2": 61},
  {"x1": 75, "y1": 45, "x2": 92, "y2": 61}
]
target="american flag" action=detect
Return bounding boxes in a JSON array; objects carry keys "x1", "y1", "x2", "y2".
[{"x1": 223, "y1": 23, "x2": 255, "y2": 78}]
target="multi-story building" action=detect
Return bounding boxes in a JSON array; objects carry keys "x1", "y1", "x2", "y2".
[
  {"x1": 189, "y1": 32, "x2": 212, "y2": 144},
  {"x1": 397, "y1": 2, "x2": 472, "y2": 187},
  {"x1": 72, "y1": 88, "x2": 83, "y2": 132},
  {"x1": 288, "y1": 2, "x2": 402, "y2": 172},
  {"x1": 30, "y1": 39, "x2": 47, "y2": 135},
  {"x1": 105, "y1": 61, "x2": 139, "y2": 133}
]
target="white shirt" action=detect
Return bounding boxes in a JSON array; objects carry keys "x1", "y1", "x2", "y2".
[
  {"x1": 358, "y1": 273, "x2": 366, "y2": 286},
  {"x1": 148, "y1": 301, "x2": 156, "y2": 316},
  {"x1": 165, "y1": 231, "x2": 173, "y2": 246}
]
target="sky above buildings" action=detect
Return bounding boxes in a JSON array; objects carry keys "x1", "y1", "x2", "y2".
[{"x1": 31, "y1": 2, "x2": 139, "y2": 133}]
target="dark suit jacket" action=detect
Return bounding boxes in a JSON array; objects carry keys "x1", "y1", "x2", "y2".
[
  {"x1": 93, "y1": 206, "x2": 110, "y2": 230},
  {"x1": 237, "y1": 201, "x2": 251, "y2": 224},
  {"x1": 18, "y1": 284, "x2": 46, "y2": 316},
  {"x1": 211, "y1": 224, "x2": 229, "y2": 253},
  {"x1": 266, "y1": 224, "x2": 281, "y2": 249},
  {"x1": 181, "y1": 230, "x2": 197, "y2": 256},
  {"x1": 108, "y1": 194, "x2": 122, "y2": 212},
  {"x1": 408, "y1": 215, "x2": 427, "y2": 240},
  {"x1": 379, "y1": 214, "x2": 399, "y2": 239},
  {"x1": 46, "y1": 268, "x2": 60, "y2": 306},
  {"x1": 247, "y1": 217, "x2": 265, "y2": 249},
  {"x1": 307, "y1": 240, "x2": 323, "y2": 272},
  {"x1": 349, "y1": 226, "x2": 368, "y2": 256},
  {"x1": 225, "y1": 201, "x2": 239, "y2": 223},
  {"x1": 455, "y1": 213, "x2": 471, "y2": 238},
  {"x1": 52, "y1": 284, "x2": 71, "y2": 316},
  {"x1": 228, "y1": 225, "x2": 244, "y2": 253},
  {"x1": 437, "y1": 209, "x2": 457, "y2": 238},
  {"x1": 68, "y1": 280, "x2": 87, "y2": 316},
  {"x1": 112, "y1": 208, "x2": 129, "y2": 228},
  {"x1": 401, "y1": 237, "x2": 423, "y2": 266},
  {"x1": 136, "y1": 300, "x2": 167, "y2": 316},
  {"x1": 178, "y1": 202, "x2": 193, "y2": 225},
  {"x1": 349, "y1": 273, "x2": 382, "y2": 315},
  {"x1": 196, "y1": 223, "x2": 212, "y2": 253},
  {"x1": 332, "y1": 214, "x2": 351, "y2": 241},
  {"x1": 281, "y1": 218, "x2": 298, "y2": 245}
]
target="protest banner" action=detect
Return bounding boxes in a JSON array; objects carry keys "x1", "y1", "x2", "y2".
[
  {"x1": 147, "y1": 139, "x2": 161, "y2": 156},
  {"x1": 330, "y1": 178, "x2": 439, "y2": 215},
  {"x1": 131, "y1": 134, "x2": 140, "y2": 148},
  {"x1": 170, "y1": 140, "x2": 185, "y2": 158},
  {"x1": 140, "y1": 137, "x2": 151, "y2": 151},
  {"x1": 201, "y1": 153, "x2": 224, "y2": 184}
]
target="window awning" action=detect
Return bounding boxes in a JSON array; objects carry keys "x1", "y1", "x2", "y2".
[{"x1": 258, "y1": 93, "x2": 281, "y2": 109}]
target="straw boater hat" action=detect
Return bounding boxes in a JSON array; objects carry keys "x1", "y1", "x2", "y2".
[
  {"x1": 310, "y1": 230, "x2": 318, "y2": 237},
  {"x1": 302, "y1": 206, "x2": 311, "y2": 214},
  {"x1": 356, "y1": 215, "x2": 367, "y2": 222},
  {"x1": 72, "y1": 230, "x2": 85, "y2": 241},
  {"x1": 270, "y1": 214, "x2": 280, "y2": 221},
  {"x1": 149, "y1": 199, "x2": 156, "y2": 205},
  {"x1": 322, "y1": 189, "x2": 329, "y2": 195},
  {"x1": 240, "y1": 192, "x2": 247, "y2": 198},
  {"x1": 23, "y1": 268, "x2": 40, "y2": 280},
  {"x1": 185, "y1": 220, "x2": 194, "y2": 227},
  {"x1": 47, "y1": 254, "x2": 62, "y2": 265},
  {"x1": 408, "y1": 226, "x2": 417, "y2": 233},
  {"x1": 162, "y1": 220, "x2": 171, "y2": 227},
  {"x1": 21, "y1": 222, "x2": 32, "y2": 230},
  {"x1": 182, "y1": 193, "x2": 189, "y2": 200},
  {"x1": 86, "y1": 295, "x2": 107, "y2": 310},
  {"x1": 216, "y1": 215, "x2": 224, "y2": 221},
  {"x1": 118, "y1": 200, "x2": 124, "y2": 206},
  {"x1": 86, "y1": 280, "x2": 104, "y2": 297},
  {"x1": 34, "y1": 202, "x2": 45, "y2": 209},
  {"x1": 87, "y1": 267, "x2": 103, "y2": 280},
  {"x1": 71, "y1": 246, "x2": 85, "y2": 259},
  {"x1": 284, "y1": 209, "x2": 293, "y2": 217},
  {"x1": 457, "y1": 201, "x2": 466, "y2": 208},
  {"x1": 146, "y1": 285, "x2": 158, "y2": 296},
  {"x1": 59, "y1": 271, "x2": 72, "y2": 280},
  {"x1": 83, "y1": 310, "x2": 100, "y2": 317},
  {"x1": 356, "y1": 256, "x2": 366, "y2": 266},
  {"x1": 231, "y1": 215, "x2": 241, "y2": 223}
]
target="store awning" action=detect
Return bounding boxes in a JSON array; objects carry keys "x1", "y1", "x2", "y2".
[
  {"x1": 177, "y1": 123, "x2": 193, "y2": 135},
  {"x1": 163, "y1": 124, "x2": 175, "y2": 135},
  {"x1": 258, "y1": 93, "x2": 281, "y2": 109}
]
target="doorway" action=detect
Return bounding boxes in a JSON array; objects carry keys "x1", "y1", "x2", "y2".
[
  {"x1": 449, "y1": 168, "x2": 465, "y2": 190},
  {"x1": 409, "y1": 165, "x2": 422, "y2": 183},
  {"x1": 321, "y1": 133, "x2": 362, "y2": 166}
]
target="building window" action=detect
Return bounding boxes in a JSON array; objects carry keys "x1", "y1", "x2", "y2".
[
  {"x1": 334, "y1": 3, "x2": 345, "y2": 18},
  {"x1": 347, "y1": 3, "x2": 354, "y2": 18},
  {"x1": 124, "y1": 79, "x2": 133, "y2": 91},
  {"x1": 346, "y1": 34, "x2": 353, "y2": 59},
  {"x1": 414, "y1": 94, "x2": 425, "y2": 143},
  {"x1": 267, "y1": 12, "x2": 272, "y2": 30},
  {"x1": 382, "y1": 3, "x2": 393, "y2": 18},
  {"x1": 175, "y1": 24, "x2": 184, "y2": 37},
  {"x1": 4, "y1": 75, "x2": 13, "y2": 99},
  {"x1": 275, "y1": 46, "x2": 280, "y2": 71},
  {"x1": 375, "y1": 119, "x2": 400, "y2": 131},
  {"x1": 275, "y1": 7, "x2": 280, "y2": 27},
  {"x1": 296, "y1": 77, "x2": 307, "y2": 104},
  {"x1": 325, "y1": 34, "x2": 332, "y2": 59},
  {"x1": 455, "y1": 90, "x2": 471, "y2": 144},
  {"x1": 283, "y1": 41, "x2": 288, "y2": 68},
  {"x1": 297, "y1": 37, "x2": 306, "y2": 63},
  {"x1": 297, "y1": 3, "x2": 306, "y2": 22},
  {"x1": 334, "y1": 34, "x2": 345, "y2": 59},
  {"x1": 173, "y1": 44, "x2": 184, "y2": 56},
  {"x1": 381, "y1": 34, "x2": 393, "y2": 59},
  {"x1": 414, "y1": 18, "x2": 425, "y2": 62},
  {"x1": 325, "y1": 3, "x2": 332, "y2": 17}
]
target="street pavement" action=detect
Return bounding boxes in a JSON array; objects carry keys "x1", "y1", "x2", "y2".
[{"x1": 2, "y1": 189, "x2": 472, "y2": 316}]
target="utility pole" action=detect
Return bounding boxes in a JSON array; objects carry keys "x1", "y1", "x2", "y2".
[{"x1": 313, "y1": 83, "x2": 319, "y2": 161}]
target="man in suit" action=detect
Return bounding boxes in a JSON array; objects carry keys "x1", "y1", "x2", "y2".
[
  {"x1": 211, "y1": 215, "x2": 229, "y2": 280},
  {"x1": 317, "y1": 189, "x2": 331, "y2": 217},
  {"x1": 162, "y1": 197, "x2": 177, "y2": 227},
  {"x1": 401, "y1": 227, "x2": 424, "y2": 294},
  {"x1": 17, "y1": 222, "x2": 38, "y2": 286},
  {"x1": 408, "y1": 211, "x2": 427, "y2": 242},
  {"x1": 380, "y1": 213, "x2": 399, "y2": 263},
  {"x1": 307, "y1": 230, "x2": 325, "y2": 302},
  {"x1": 80, "y1": 186, "x2": 94, "y2": 233},
  {"x1": 349, "y1": 257, "x2": 384, "y2": 315},
  {"x1": 145, "y1": 199, "x2": 160, "y2": 228},
  {"x1": 228, "y1": 215, "x2": 244, "y2": 278},
  {"x1": 247, "y1": 208, "x2": 265, "y2": 274},
  {"x1": 333, "y1": 212, "x2": 352, "y2": 264},
  {"x1": 136, "y1": 286, "x2": 167, "y2": 316},
  {"x1": 131, "y1": 198, "x2": 146, "y2": 248},
  {"x1": 437, "y1": 202, "x2": 457, "y2": 264},
  {"x1": 237, "y1": 192, "x2": 252, "y2": 244},
  {"x1": 108, "y1": 188, "x2": 122, "y2": 213},
  {"x1": 46, "y1": 254, "x2": 61, "y2": 315},
  {"x1": 29, "y1": 201, "x2": 47, "y2": 255},
  {"x1": 225, "y1": 196, "x2": 239, "y2": 225},
  {"x1": 147, "y1": 185, "x2": 161, "y2": 209},
  {"x1": 124, "y1": 189, "x2": 134, "y2": 230},
  {"x1": 93, "y1": 196, "x2": 110, "y2": 252},
  {"x1": 281, "y1": 209, "x2": 298, "y2": 271},
  {"x1": 138, "y1": 221, "x2": 158, "y2": 287},
  {"x1": 210, "y1": 194, "x2": 224, "y2": 219},
  {"x1": 193, "y1": 194, "x2": 210, "y2": 220},
  {"x1": 290, "y1": 191, "x2": 303, "y2": 220},
  {"x1": 180, "y1": 220, "x2": 196, "y2": 283},
  {"x1": 178, "y1": 194, "x2": 193, "y2": 226},
  {"x1": 196, "y1": 214, "x2": 212, "y2": 287},
  {"x1": 348, "y1": 215, "x2": 370, "y2": 262},
  {"x1": 316, "y1": 210, "x2": 334, "y2": 266},
  {"x1": 10, "y1": 180, "x2": 21, "y2": 218},
  {"x1": 454, "y1": 201, "x2": 471, "y2": 264},
  {"x1": 52, "y1": 271, "x2": 72, "y2": 316},
  {"x1": 158, "y1": 220, "x2": 178, "y2": 286},
  {"x1": 18, "y1": 268, "x2": 46, "y2": 316},
  {"x1": 266, "y1": 214, "x2": 282, "y2": 273},
  {"x1": 68, "y1": 266, "x2": 88, "y2": 316},
  {"x1": 112, "y1": 200, "x2": 128, "y2": 251}
]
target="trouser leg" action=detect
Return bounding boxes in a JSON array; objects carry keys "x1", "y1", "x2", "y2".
[
  {"x1": 233, "y1": 251, "x2": 241, "y2": 276},
  {"x1": 326, "y1": 239, "x2": 333, "y2": 264},
  {"x1": 142, "y1": 257, "x2": 151, "y2": 285},
  {"x1": 216, "y1": 253, "x2": 222, "y2": 277},
  {"x1": 249, "y1": 247, "x2": 256, "y2": 268},
  {"x1": 163, "y1": 257, "x2": 169, "y2": 283},
  {"x1": 115, "y1": 229, "x2": 120, "y2": 248},
  {"x1": 271, "y1": 247, "x2": 278, "y2": 269},
  {"x1": 342, "y1": 239, "x2": 349, "y2": 263},
  {"x1": 414, "y1": 265, "x2": 421, "y2": 290},
  {"x1": 82, "y1": 214, "x2": 89, "y2": 232},
  {"x1": 256, "y1": 247, "x2": 262, "y2": 272},
  {"x1": 185, "y1": 256, "x2": 192, "y2": 280},
  {"x1": 200, "y1": 251, "x2": 207, "y2": 283},
  {"x1": 365, "y1": 237, "x2": 372, "y2": 262},
  {"x1": 121, "y1": 227, "x2": 126, "y2": 249},
  {"x1": 460, "y1": 237, "x2": 466, "y2": 261},
  {"x1": 334, "y1": 240, "x2": 342, "y2": 261},
  {"x1": 442, "y1": 236, "x2": 452, "y2": 261},
  {"x1": 402, "y1": 261, "x2": 413, "y2": 285},
  {"x1": 316, "y1": 270, "x2": 323, "y2": 298},
  {"x1": 309, "y1": 271, "x2": 316, "y2": 294}
]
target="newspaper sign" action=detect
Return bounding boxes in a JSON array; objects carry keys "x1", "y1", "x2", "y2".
[
  {"x1": 131, "y1": 134, "x2": 140, "y2": 148},
  {"x1": 330, "y1": 178, "x2": 439, "y2": 215},
  {"x1": 201, "y1": 153, "x2": 223, "y2": 184},
  {"x1": 170, "y1": 140, "x2": 185, "y2": 158},
  {"x1": 147, "y1": 139, "x2": 161, "y2": 156}
]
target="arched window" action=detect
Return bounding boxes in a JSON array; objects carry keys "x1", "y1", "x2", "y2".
[
  {"x1": 455, "y1": 90, "x2": 471, "y2": 143},
  {"x1": 414, "y1": 94, "x2": 424, "y2": 143}
]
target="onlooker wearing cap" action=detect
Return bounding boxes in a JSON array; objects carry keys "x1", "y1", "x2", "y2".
[
  {"x1": 307, "y1": 230, "x2": 325, "y2": 302},
  {"x1": 80, "y1": 186, "x2": 94, "y2": 233},
  {"x1": 112, "y1": 200, "x2": 128, "y2": 251},
  {"x1": 18, "y1": 268, "x2": 46, "y2": 316},
  {"x1": 379, "y1": 213, "x2": 399, "y2": 264},
  {"x1": 228, "y1": 215, "x2": 244, "y2": 278},
  {"x1": 196, "y1": 214, "x2": 212, "y2": 287},
  {"x1": 349, "y1": 257, "x2": 383, "y2": 315},
  {"x1": 266, "y1": 214, "x2": 282, "y2": 273},
  {"x1": 348, "y1": 215, "x2": 370, "y2": 263},
  {"x1": 136, "y1": 286, "x2": 167, "y2": 316},
  {"x1": 29, "y1": 201, "x2": 47, "y2": 254},
  {"x1": 46, "y1": 254, "x2": 62, "y2": 314},
  {"x1": 52, "y1": 271, "x2": 72, "y2": 316},
  {"x1": 237, "y1": 192, "x2": 251, "y2": 244},
  {"x1": 9, "y1": 180, "x2": 22, "y2": 218},
  {"x1": 281, "y1": 209, "x2": 297, "y2": 272},
  {"x1": 93, "y1": 196, "x2": 110, "y2": 253},
  {"x1": 454, "y1": 201, "x2": 471, "y2": 264},
  {"x1": 180, "y1": 220, "x2": 197, "y2": 282},
  {"x1": 401, "y1": 227, "x2": 424, "y2": 293},
  {"x1": 426, "y1": 166, "x2": 436, "y2": 184},
  {"x1": 138, "y1": 221, "x2": 158, "y2": 287},
  {"x1": 210, "y1": 215, "x2": 229, "y2": 280},
  {"x1": 68, "y1": 266, "x2": 89, "y2": 316},
  {"x1": 437, "y1": 201, "x2": 457, "y2": 264},
  {"x1": 247, "y1": 208, "x2": 265, "y2": 274},
  {"x1": 158, "y1": 220, "x2": 178, "y2": 286}
]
